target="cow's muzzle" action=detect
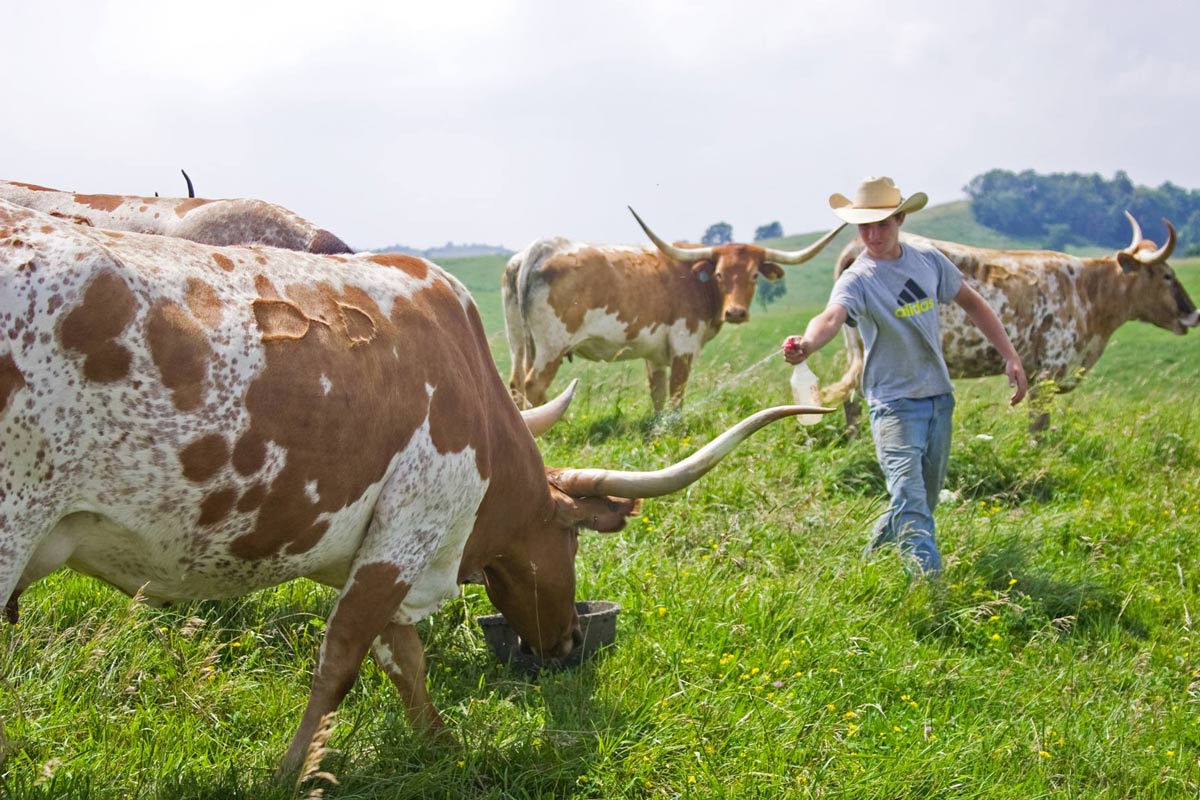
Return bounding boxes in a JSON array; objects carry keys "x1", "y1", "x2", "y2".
[
  {"x1": 723, "y1": 307, "x2": 748, "y2": 324},
  {"x1": 517, "y1": 625, "x2": 582, "y2": 661}
]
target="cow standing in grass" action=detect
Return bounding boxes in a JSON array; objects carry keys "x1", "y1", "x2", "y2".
[
  {"x1": 823, "y1": 213, "x2": 1197, "y2": 430},
  {"x1": 504, "y1": 208, "x2": 844, "y2": 411},
  {"x1": 0, "y1": 199, "x2": 827, "y2": 775},
  {"x1": 0, "y1": 179, "x2": 353, "y2": 254}
]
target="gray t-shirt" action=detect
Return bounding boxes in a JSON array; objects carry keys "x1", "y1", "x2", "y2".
[{"x1": 829, "y1": 240, "x2": 963, "y2": 404}]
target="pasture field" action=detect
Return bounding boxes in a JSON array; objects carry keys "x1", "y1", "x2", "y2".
[{"x1": 2, "y1": 242, "x2": 1199, "y2": 798}]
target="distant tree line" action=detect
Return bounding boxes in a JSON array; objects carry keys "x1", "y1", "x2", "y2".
[
  {"x1": 965, "y1": 169, "x2": 1200, "y2": 255},
  {"x1": 702, "y1": 222, "x2": 734, "y2": 245},
  {"x1": 701, "y1": 220, "x2": 785, "y2": 244}
]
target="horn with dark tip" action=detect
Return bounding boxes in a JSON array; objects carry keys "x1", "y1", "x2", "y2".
[
  {"x1": 1122, "y1": 210, "x2": 1143, "y2": 254},
  {"x1": 1134, "y1": 218, "x2": 1176, "y2": 264},
  {"x1": 761, "y1": 223, "x2": 847, "y2": 265},
  {"x1": 181, "y1": 169, "x2": 195, "y2": 199},
  {"x1": 628, "y1": 206, "x2": 714, "y2": 263},
  {"x1": 549, "y1": 404, "x2": 834, "y2": 498},
  {"x1": 520, "y1": 379, "x2": 578, "y2": 436}
]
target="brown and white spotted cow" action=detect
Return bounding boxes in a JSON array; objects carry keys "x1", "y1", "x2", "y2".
[
  {"x1": 824, "y1": 213, "x2": 1197, "y2": 429},
  {"x1": 0, "y1": 179, "x2": 353, "y2": 254},
  {"x1": 0, "y1": 199, "x2": 828, "y2": 774},
  {"x1": 504, "y1": 208, "x2": 846, "y2": 411}
]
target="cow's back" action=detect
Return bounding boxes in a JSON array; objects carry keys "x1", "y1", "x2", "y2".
[
  {"x1": 0, "y1": 180, "x2": 352, "y2": 253},
  {"x1": 909, "y1": 235, "x2": 1091, "y2": 380}
]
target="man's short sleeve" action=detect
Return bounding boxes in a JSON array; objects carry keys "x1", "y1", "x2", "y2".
[
  {"x1": 828, "y1": 270, "x2": 864, "y2": 327},
  {"x1": 932, "y1": 248, "x2": 964, "y2": 304}
]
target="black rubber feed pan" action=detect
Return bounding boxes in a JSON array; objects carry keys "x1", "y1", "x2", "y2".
[{"x1": 478, "y1": 600, "x2": 620, "y2": 674}]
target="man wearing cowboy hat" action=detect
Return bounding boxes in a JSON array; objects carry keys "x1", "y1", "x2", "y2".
[{"x1": 783, "y1": 176, "x2": 1027, "y2": 574}]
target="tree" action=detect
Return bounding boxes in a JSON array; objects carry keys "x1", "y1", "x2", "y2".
[
  {"x1": 966, "y1": 168, "x2": 1200, "y2": 252},
  {"x1": 756, "y1": 275, "x2": 787, "y2": 309},
  {"x1": 1183, "y1": 210, "x2": 1200, "y2": 257},
  {"x1": 702, "y1": 222, "x2": 733, "y2": 245},
  {"x1": 754, "y1": 221, "x2": 783, "y2": 241},
  {"x1": 1042, "y1": 223, "x2": 1075, "y2": 251}
]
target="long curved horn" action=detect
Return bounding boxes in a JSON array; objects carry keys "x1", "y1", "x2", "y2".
[
  {"x1": 181, "y1": 169, "x2": 195, "y2": 199},
  {"x1": 549, "y1": 404, "x2": 833, "y2": 498},
  {"x1": 1134, "y1": 218, "x2": 1176, "y2": 264},
  {"x1": 628, "y1": 206, "x2": 714, "y2": 263},
  {"x1": 521, "y1": 379, "x2": 578, "y2": 436},
  {"x1": 761, "y1": 223, "x2": 847, "y2": 265},
  {"x1": 1121, "y1": 210, "x2": 1143, "y2": 254}
]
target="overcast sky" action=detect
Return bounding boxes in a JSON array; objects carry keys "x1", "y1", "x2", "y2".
[{"x1": 4, "y1": 1, "x2": 1196, "y2": 251}]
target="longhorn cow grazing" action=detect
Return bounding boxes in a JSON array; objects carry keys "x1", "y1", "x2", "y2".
[
  {"x1": 0, "y1": 178, "x2": 353, "y2": 254},
  {"x1": 824, "y1": 213, "x2": 1197, "y2": 430},
  {"x1": 0, "y1": 199, "x2": 829, "y2": 775},
  {"x1": 504, "y1": 208, "x2": 845, "y2": 411}
]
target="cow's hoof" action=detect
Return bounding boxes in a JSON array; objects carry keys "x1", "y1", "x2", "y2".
[{"x1": 1028, "y1": 413, "x2": 1050, "y2": 433}]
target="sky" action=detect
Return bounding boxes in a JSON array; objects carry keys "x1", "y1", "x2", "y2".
[{"x1": 4, "y1": 0, "x2": 1197, "y2": 252}]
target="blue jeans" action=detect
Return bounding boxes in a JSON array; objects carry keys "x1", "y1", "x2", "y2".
[{"x1": 866, "y1": 393, "x2": 955, "y2": 575}]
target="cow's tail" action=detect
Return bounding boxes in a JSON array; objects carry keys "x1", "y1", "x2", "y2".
[
  {"x1": 502, "y1": 248, "x2": 531, "y2": 401},
  {"x1": 508, "y1": 239, "x2": 567, "y2": 398},
  {"x1": 820, "y1": 238, "x2": 866, "y2": 411},
  {"x1": 820, "y1": 324, "x2": 863, "y2": 406}
]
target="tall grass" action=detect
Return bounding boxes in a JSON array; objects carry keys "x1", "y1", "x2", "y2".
[{"x1": 1, "y1": 232, "x2": 1197, "y2": 798}]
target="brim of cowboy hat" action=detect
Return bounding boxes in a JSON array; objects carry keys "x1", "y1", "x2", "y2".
[{"x1": 829, "y1": 191, "x2": 928, "y2": 224}]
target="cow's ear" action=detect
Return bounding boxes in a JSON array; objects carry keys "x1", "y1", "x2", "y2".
[
  {"x1": 552, "y1": 492, "x2": 642, "y2": 533},
  {"x1": 760, "y1": 263, "x2": 785, "y2": 281},
  {"x1": 1116, "y1": 251, "x2": 1141, "y2": 274},
  {"x1": 691, "y1": 261, "x2": 715, "y2": 282}
]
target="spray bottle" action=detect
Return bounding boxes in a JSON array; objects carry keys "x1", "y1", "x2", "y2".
[{"x1": 783, "y1": 336, "x2": 824, "y2": 425}]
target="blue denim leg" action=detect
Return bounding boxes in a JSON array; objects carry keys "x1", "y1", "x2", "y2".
[{"x1": 866, "y1": 393, "x2": 955, "y2": 574}]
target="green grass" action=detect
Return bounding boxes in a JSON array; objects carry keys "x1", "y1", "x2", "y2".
[{"x1": 3, "y1": 211, "x2": 1200, "y2": 798}]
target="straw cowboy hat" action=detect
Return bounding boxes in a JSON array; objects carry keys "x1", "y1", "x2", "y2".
[{"x1": 829, "y1": 176, "x2": 928, "y2": 225}]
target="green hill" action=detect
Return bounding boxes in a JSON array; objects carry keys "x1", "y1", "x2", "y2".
[{"x1": 761, "y1": 199, "x2": 1110, "y2": 254}]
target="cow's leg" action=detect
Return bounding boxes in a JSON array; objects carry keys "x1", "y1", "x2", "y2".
[
  {"x1": 523, "y1": 356, "x2": 563, "y2": 408},
  {"x1": 645, "y1": 361, "x2": 668, "y2": 412},
  {"x1": 1025, "y1": 377, "x2": 1054, "y2": 433},
  {"x1": 1, "y1": 509, "x2": 74, "y2": 625},
  {"x1": 371, "y1": 621, "x2": 453, "y2": 741},
  {"x1": 4, "y1": 524, "x2": 76, "y2": 623},
  {"x1": 668, "y1": 354, "x2": 692, "y2": 407},
  {"x1": 279, "y1": 562, "x2": 411, "y2": 777}
]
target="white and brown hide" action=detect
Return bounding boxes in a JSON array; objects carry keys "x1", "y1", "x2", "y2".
[
  {"x1": 504, "y1": 213, "x2": 843, "y2": 411},
  {"x1": 0, "y1": 179, "x2": 352, "y2": 254}
]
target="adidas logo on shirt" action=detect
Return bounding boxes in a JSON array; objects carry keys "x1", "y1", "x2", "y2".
[{"x1": 894, "y1": 278, "x2": 934, "y2": 318}]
